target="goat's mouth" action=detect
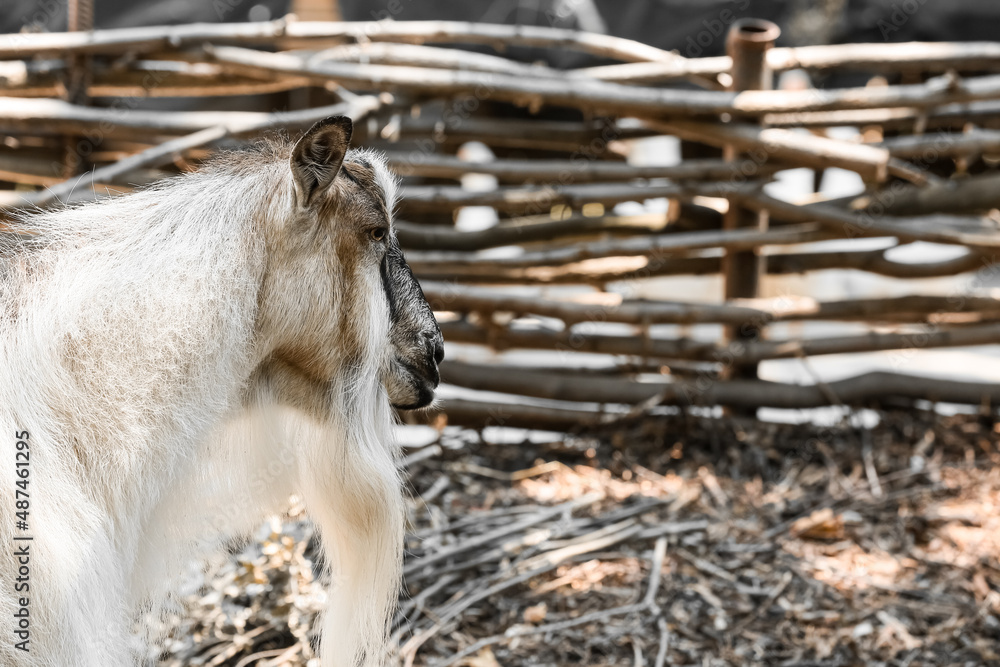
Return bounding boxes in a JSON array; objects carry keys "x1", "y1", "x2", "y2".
[{"x1": 388, "y1": 357, "x2": 440, "y2": 410}]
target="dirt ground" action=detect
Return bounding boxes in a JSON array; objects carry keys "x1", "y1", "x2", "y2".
[{"x1": 155, "y1": 407, "x2": 1000, "y2": 667}]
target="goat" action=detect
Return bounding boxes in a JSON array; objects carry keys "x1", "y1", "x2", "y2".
[{"x1": 0, "y1": 116, "x2": 443, "y2": 667}]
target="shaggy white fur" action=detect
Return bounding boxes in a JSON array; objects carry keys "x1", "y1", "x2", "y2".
[{"x1": 0, "y1": 127, "x2": 420, "y2": 666}]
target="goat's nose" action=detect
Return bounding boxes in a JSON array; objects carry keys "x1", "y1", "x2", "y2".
[{"x1": 433, "y1": 339, "x2": 445, "y2": 365}]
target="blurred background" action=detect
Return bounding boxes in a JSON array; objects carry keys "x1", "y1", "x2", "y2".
[{"x1": 8, "y1": 0, "x2": 1000, "y2": 54}]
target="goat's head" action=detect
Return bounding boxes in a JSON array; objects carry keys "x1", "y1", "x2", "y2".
[{"x1": 259, "y1": 116, "x2": 442, "y2": 409}]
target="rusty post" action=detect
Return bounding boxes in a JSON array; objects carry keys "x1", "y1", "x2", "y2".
[
  {"x1": 63, "y1": 0, "x2": 94, "y2": 178},
  {"x1": 722, "y1": 18, "x2": 780, "y2": 390},
  {"x1": 65, "y1": 0, "x2": 94, "y2": 103},
  {"x1": 67, "y1": 0, "x2": 94, "y2": 34}
]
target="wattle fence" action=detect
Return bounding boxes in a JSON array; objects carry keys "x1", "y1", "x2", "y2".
[{"x1": 3, "y1": 18, "x2": 1000, "y2": 429}]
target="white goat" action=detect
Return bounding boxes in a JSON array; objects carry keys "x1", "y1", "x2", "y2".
[{"x1": 0, "y1": 116, "x2": 443, "y2": 667}]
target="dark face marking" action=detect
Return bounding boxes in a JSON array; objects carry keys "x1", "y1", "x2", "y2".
[
  {"x1": 330, "y1": 154, "x2": 443, "y2": 410},
  {"x1": 379, "y1": 237, "x2": 443, "y2": 410}
]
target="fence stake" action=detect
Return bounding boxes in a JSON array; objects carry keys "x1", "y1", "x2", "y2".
[
  {"x1": 722, "y1": 18, "x2": 781, "y2": 390},
  {"x1": 62, "y1": 0, "x2": 94, "y2": 179}
]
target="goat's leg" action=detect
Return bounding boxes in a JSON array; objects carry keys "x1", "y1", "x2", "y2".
[
  {"x1": 1, "y1": 510, "x2": 132, "y2": 667},
  {"x1": 300, "y1": 434, "x2": 403, "y2": 667},
  {"x1": 262, "y1": 362, "x2": 403, "y2": 667}
]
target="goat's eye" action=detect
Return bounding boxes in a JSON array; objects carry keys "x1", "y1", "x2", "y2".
[{"x1": 370, "y1": 227, "x2": 388, "y2": 242}]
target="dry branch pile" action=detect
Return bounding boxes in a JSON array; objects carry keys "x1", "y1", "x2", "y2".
[
  {"x1": 150, "y1": 408, "x2": 1000, "y2": 666},
  {"x1": 3, "y1": 17, "x2": 1000, "y2": 423}
]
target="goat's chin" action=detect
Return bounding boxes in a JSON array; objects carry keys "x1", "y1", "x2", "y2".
[
  {"x1": 386, "y1": 362, "x2": 439, "y2": 410},
  {"x1": 391, "y1": 389, "x2": 435, "y2": 411}
]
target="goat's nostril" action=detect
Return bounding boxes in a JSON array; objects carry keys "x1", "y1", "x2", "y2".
[{"x1": 433, "y1": 342, "x2": 445, "y2": 365}]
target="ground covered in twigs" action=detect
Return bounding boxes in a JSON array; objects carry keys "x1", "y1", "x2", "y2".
[{"x1": 155, "y1": 409, "x2": 1000, "y2": 667}]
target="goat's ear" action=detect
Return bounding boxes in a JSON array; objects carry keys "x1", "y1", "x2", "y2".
[{"x1": 290, "y1": 116, "x2": 353, "y2": 208}]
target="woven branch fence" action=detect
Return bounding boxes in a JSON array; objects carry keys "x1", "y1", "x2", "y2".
[{"x1": 3, "y1": 17, "x2": 1000, "y2": 430}]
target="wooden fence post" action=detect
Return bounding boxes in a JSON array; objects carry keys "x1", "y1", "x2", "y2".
[
  {"x1": 63, "y1": 0, "x2": 93, "y2": 178},
  {"x1": 722, "y1": 18, "x2": 781, "y2": 387}
]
